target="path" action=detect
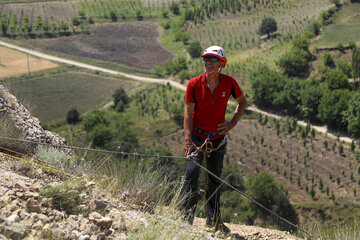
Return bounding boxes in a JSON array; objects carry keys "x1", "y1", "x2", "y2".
[{"x1": 0, "y1": 40, "x2": 353, "y2": 144}]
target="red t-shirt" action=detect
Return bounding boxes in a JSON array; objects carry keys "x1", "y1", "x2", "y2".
[{"x1": 185, "y1": 73, "x2": 243, "y2": 139}]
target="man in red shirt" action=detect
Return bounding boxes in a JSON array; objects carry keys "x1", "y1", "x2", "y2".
[{"x1": 180, "y1": 46, "x2": 247, "y2": 232}]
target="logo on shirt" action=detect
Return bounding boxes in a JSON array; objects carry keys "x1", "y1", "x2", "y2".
[{"x1": 222, "y1": 92, "x2": 226, "y2": 97}]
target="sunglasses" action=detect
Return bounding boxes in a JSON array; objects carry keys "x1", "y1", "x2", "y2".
[{"x1": 202, "y1": 56, "x2": 220, "y2": 62}]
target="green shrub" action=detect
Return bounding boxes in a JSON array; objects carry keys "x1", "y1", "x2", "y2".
[
  {"x1": 323, "y1": 52, "x2": 335, "y2": 67},
  {"x1": 66, "y1": 106, "x2": 81, "y2": 124},
  {"x1": 187, "y1": 41, "x2": 202, "y2": 58}
]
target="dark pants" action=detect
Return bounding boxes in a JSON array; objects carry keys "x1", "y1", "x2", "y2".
[{"x1": 179, "y1": 134, "x2": 226, "y2": 223}]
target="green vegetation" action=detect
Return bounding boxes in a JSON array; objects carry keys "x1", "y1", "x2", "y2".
[
  {"x1": 6, "y1": 72, "x2": 137, "y2": 122},
  {"x1": 258, "y1": 17, "x2": 277, "y2": 38}
]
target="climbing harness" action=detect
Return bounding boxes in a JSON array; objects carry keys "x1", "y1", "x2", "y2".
[{"x1": 187, "y1": 134, "x2": 227, "y2": 219}]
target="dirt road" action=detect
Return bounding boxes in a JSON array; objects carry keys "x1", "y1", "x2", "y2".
[{"x1": 0, "y1": 40, "x2": 353, "y2": 144}]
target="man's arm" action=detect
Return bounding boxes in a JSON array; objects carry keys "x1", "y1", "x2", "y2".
[
  {"x1": 184, "y1": 102, "x2": 196, "y2": 157},
  {"x1": 217, "y1": 94, "x2": 247, "y2": 135}
]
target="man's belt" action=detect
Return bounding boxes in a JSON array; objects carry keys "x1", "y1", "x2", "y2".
[{"x1": 192, "y1": 127, "x2": 222, "y2": 137}]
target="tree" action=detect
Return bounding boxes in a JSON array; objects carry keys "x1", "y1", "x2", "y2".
[
  {"x1": 71, "y1": 16, "x2": 81, "y2": 26},
  {"x1": 89, "y1": 124, "x2": 112, "y2": 147},
  {"x1": 82, "y1": 110, "x2": 108, "y2": 132},
  {"x1": 277, "y1": 49, "x2": 309, "y2": 77},
  {"x1": 110, "y1": 11, "x2": 117, "y2": 22},
  {"x1": 318, "y1": 89, "x2": 352, "y2": 129},
  {"x1": 258, "y1": 17, "x2": 277, "y2": 38},
  {"x1": 323, "y1": 52, "x2": 335, "y2": 67},
  {"x1": 59, "y1": 20, "x2": 69, "y2": 32},
  {"x1": 343, "y1": 92, "x2": 360, "y2": 138},
  {"x1": 324, "y1": 69, "x2": 351, "y2": 90},
  {"x1": 0, "y1": 13, "x2": 8, "y2": 35},
  {"x1": 174, "y1": 30, "x2": 189, "y2": 43},
  {"x1": 250, "y1": 64, "x2": 286, "y2": 108},
  {"x1": 187, "y1": 41, "x2": 202, "y2": 58},
  {"x1": 300, "y1": 84, "x2": 324, "y2": 122},
  {"x1": 246, "y1": 172, "x2": 298, "y2": 231},
  {"x1": 112, "y1": 87, "x2": 129, "y2": 112},
  {"x1": 292, "y1": 37, "x2": 310, "y2": 52},
  {"x1": 169, "y1": 2, "x2": 180, "y2": 15},
  {"x1": 352, "y1": 48, "x2": 360, "y2": 84},
  {"x1": 273, "y1": 78, "x2": 302, "y2": 114},
  {"x1": 66, "y1": 106, "x2": 81, "y2": 124}
]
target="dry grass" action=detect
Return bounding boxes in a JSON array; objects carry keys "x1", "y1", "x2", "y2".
[{"x1": 0, "y1": 46, "x2": 58, "y2": 79}]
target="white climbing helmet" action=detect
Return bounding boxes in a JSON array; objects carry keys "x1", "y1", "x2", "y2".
[{"x1": 201, "y1": 46, "x2": 227, "y2": 68}]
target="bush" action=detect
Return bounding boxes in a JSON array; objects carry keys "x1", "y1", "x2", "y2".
[
  {"x1": 245, "y1": 172, "x2": 298, "y2": 231},
  {"x1": 178, "y1": 69, "x2": 190, "y2": 82},
  {"x1": 337, "y1": 61, "x2": 352, "y2": 77},
  {"x1": 318, "y1": 89, "x2": 352, "y2": 129},
  {"x1": 324, "y1": 69, "x2": 351, "y2": 90},
  {"x1": 292, "y1": 36, "x2": 310, "y2": 52},
  {"x1": 187, "y1": 41, "x2": 202, "y2": 58},
  {"x1": 173, "y1": 30, "x2": 189, "y2": 43},
  {"x1": 165, "y1": 56, "x2": 188, "y2": 75},
  {"x1": 343, "y1": 92, "x2": 360, "y2": 138},
  {"x1": 300, "y1": 84, "x2": 324, "y2": 121},
  {"x1": 337, "y1": 42, "x2": 345, "y2": 53},
  {"x1": 82, "y1": 110, "x2": 108, "y2": 132},
  {"x1": 323, "y1": 52, "x2": 335, "y2": 67},
  {"x1": 112, "y1": 87, "x2": 129, "y2": 112},
  {"x1": 169, "y1": 2, "x2": 180, "y2": 15},
  {"x1": 66, "y1": 106, "x2": 81, "y2": 124},
  {"x1": 277, "y1": 49, "x2": 309, "y2": 77},
  {"x1": 89, "y1": 124, "x2": 113, "y2": 147},
  {"x1": 250, "y1": 64, "x2": 287, "y2": 108}
]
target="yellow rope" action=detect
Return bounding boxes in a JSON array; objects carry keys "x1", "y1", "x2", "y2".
[{"x1": 0, "y1": 151, "x2": 77, "y2": 178}]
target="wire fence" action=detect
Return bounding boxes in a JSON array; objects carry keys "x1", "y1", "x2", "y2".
[{"x1": 0, "y1": 135, "x2": 318, "y2": 239}]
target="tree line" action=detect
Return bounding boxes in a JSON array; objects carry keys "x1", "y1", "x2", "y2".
[{"x1": 250, "y1": 36, "x2": 360, "y2": 138}]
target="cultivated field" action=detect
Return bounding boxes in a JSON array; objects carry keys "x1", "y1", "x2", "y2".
[
  {"x1": 21, "y1": 22, "x2": 173, "y2": 70},
  {"x1": 145, "y1": 114, "x2": 360, "y2": 207},
  {"x1": 0, "y1": 46, "x2": 57, "y2": 79},
  {"x1": 5, "y1": 72, "x2": 140, "y2": 122},
  {"x1": 187, "y1": 0, "x2": 332, "y2": 50}
]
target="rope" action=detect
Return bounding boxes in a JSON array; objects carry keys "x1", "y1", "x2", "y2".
[
  {"x1": 0, "y1": 136, "x2": 318, "y2": 239},
  {"x1": 0, "y1": 151, "x2": 76, "y2": 178}
]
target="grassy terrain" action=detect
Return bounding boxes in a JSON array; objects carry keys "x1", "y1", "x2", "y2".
[
  {"x1": 5, "y1": 71, "x2": 140, "y2": 122},
  {"x1": 312, "y1": 1, "x2": 360, "y2": 47}
]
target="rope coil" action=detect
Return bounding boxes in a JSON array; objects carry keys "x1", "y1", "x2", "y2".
[{"x1": 0, "y1": 136, "x2": 318, "y2": 239}]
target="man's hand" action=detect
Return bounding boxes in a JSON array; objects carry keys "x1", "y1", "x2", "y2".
[
  {"x1": 184, "y1": 139, "x2": 196, "y2": 157},
  {"x1": 217, "y1": 120, "x2": 235, "y2": 135}
]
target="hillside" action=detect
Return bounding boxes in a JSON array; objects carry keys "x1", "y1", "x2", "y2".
[{"x1": 1, "y1": 0, "x2": 360, "y2": 238}]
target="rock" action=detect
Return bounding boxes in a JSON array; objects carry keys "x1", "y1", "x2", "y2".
[
  {"x1": 2, "y1": 226, "x2": 25, "y2": 239},
  {"x1": 0, "y1": 211, "x2": 7, "y2": 223},
  {"x1": 7, "y1": 214, "x2": 20, "y2": 224},
  {"x1": 40, "y1": 198, "x2": 52, "y2": 208},
  {"x1": 94, "y1": 217, "x2": 113, "y2": 229},
  {"x1": 89, "y1": 212, "x2": 102, "y2": 220},
  {"x1": 26, "y1": 198, "x2": 41, "y2": 213},
  {"x1": 78, "y1": 235, "x2": 90, "y2": 240},
  {"x1": 89, "y1": 199, "x2": 108, "y2": 211}
]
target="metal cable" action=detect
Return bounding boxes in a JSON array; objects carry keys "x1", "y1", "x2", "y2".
[{"x1": 0, "y1": 136, "x2": 318, "y2": 239}]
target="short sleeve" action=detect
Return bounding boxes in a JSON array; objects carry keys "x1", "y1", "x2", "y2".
[
  {"x1": 185, "y1": 80, "x2": 195, "y2": 103},
  {"x1": 231, "y1": 78, "x2": 243, "y2": 99}
]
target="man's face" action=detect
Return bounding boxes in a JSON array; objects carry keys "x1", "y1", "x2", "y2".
[{"x1": 203, "y1": 56, "x2": 222, "y2": 74}]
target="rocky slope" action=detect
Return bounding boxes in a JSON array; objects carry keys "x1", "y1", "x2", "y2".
[{"x1": 0, "y1": 152, "x2": 303, "y2": 240}]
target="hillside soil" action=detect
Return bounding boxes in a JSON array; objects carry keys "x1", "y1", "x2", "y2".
[{"x1": 0, "y1": 46, "x2": 57, "y2": 78}]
